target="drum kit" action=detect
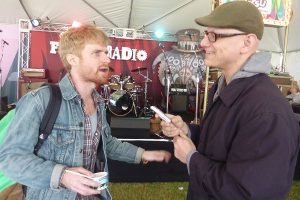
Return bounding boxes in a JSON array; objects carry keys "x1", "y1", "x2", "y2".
[{"x1": 100, "y1": 67, "x2": 152, "y2": 117}]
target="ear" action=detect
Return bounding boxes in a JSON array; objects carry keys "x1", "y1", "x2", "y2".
[
  {"x1": 66, "y1": 54, "x2": 79, "y2": 66},
  {"x1": 241, "y1": 34, "x2": 258, "y2": 54}
]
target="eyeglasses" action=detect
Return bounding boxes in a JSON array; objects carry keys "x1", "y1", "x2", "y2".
[{"x1": 204, "y1": 30, "x2": 247, "y2": 43}]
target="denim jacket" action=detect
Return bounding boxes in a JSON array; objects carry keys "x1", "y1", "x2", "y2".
[{"x1": 0, "y1": 75, "x2": 144, "y2": 200}]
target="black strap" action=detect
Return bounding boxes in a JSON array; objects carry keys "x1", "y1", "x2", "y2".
[{"x1": 34, "y1": 84, "x2": 62, "y2": 155}]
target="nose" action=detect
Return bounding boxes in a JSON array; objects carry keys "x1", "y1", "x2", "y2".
[
  {"x1": 200, "y1": 35, "x2": 210, "y2": 49},
  {"x1": 104, "y1": 53, "x2": 111, "y2": 65}
]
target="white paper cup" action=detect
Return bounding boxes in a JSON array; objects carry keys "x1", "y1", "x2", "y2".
[{"x1": 91, "y1": 172, "x2": 109, "y2": 190}]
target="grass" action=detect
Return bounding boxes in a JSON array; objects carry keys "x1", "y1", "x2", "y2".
[
  {"x1": 109, "y1": 181, "x2": 300, "y2": 200},
  {"x1": 287, "y1": 181, "x2": 300, "y2": 200}
]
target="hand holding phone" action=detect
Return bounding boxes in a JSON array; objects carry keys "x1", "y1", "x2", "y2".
[{"x1": 150, "y1": 106, "x2": 171, "y2": 123}]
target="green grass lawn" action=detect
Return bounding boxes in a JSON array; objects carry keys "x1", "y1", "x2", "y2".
[{"x1": 109, "y1": 181, "x2": 300, "y2": 200}]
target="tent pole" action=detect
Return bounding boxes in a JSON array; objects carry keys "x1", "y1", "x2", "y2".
[{"x1": 282, "y1": 25, "x2": 289, "y2": 72}]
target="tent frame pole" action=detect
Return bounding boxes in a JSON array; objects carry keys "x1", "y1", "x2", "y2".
[{"x1": 281, "y1": 25, "x2": 289, "y2": 72}]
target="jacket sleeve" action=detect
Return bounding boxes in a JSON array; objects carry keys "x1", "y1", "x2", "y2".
[
  {"x1": 103, "y1": 125, "x2": 144, "y2": 164},
  {"x1": 188, "y1": 123, "x2": 201, "y2": 146},
  {"x1": 0, "y1": 90, "x2": 64, "y2": 190},
  {"x1": 189, "y1": 113, "x2": 299, "y2": 199}
]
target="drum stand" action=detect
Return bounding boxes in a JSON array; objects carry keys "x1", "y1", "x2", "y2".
[
  {"x1": 138, "y1": 70, "x2": 152, "y2": 117},
  {"x1": 119, "y1": 78, "x2": 138, "y2": 117}
]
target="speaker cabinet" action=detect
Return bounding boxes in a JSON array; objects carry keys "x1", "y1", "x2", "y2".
[
  {"x1": 171, "y1": 93, "x2": 188, "y2": 112},
  {"x1": 18, "y1": 78, "x2": 48, "y2": 99}
]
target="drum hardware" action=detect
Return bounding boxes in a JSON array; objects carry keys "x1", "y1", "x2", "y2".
[
  {"x1": 109, "y1": 74, "x2": 135, "y2": 91},
  {"x1": 107, "y1": 74, "x2": 139, "y2": 117},
  {"x1": 132, "y1": 67, "x2": 152, "y2": 117},
  {"x1": 109, "y1": 75, "x2": 121, "y2": 90},
  {"x1": 123, "y1": 76, "x2": 135, "y2": 90},
  {"x1": 131, "y1": 67, "x2": 147, "y2": 73}
]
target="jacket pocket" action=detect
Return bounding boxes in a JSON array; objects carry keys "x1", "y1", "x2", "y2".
[
  {"x1": 45, "y1": 124, "x2": 76, "y2": 163},
  {"x1": 48, "y1": 126, "x2": 75, "y2": 147}
]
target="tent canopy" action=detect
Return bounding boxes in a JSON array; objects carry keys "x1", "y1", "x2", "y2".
[{"x1": 0, "y1": 0, "x2": 299, "y2": 53}]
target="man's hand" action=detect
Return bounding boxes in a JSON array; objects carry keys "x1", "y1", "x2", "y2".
[
  {"x1": 159, "y1": 114, "x2": 189, "y2": 138},
  {"x1": 141, "y1": 150, "x2": 171, "y2": 163},
  {"x1": 173, "y1": 135, "x2": 196, "y2": 164},
  {"x1": 61, "y1": 167, "x2": 101, "y2": 196}
]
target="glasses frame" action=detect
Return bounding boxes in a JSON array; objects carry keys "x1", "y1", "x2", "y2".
[{"x1": 204, "y1": 30, "x2": 247, "y2": 42}]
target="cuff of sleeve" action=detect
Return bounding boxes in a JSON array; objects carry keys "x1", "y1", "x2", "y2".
[
  {"x1": 135, "y1": 147, "x2": 145, "y2": 164},
  {"x1": 187, "y1": 150, "x2": 198, "y2": 175},
  {"x1": 50, "y1": 164, "x2": 67, "y2": 190}
]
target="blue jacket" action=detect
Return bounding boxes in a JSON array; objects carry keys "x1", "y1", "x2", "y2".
[{"x1": 0, "y1": 75, "x2": 144, "y2": 200}]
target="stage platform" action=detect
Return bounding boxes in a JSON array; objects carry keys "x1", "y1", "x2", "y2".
[
  {"x1": 107, "y1": 111, "x2": 194, "y2": 183},
  {"x1": 109, "y1": 127, "x2": 189, "y2": 183}
]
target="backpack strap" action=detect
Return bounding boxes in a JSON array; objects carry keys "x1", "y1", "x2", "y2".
[{"x1": 34, "y1": 84, "x2": 62, "y2": 155}]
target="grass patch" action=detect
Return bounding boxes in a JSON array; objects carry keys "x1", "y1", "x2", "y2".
[
  {"x1": 109, "y1": 181, "x2": 300, "y2": 200},
  {"x1": 109, "y1": 182, "x2": 188, "y2": 200},
  {"x1": 287, "y1": 181, "x2": 300, "y2": 200}
]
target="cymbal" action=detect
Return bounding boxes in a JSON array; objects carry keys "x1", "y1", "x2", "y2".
[{"x1": 131, "y1": 67, "x2": 147, "y2": 72}]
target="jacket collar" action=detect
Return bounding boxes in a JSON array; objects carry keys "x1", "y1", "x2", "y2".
[
  {"x1": 58, "y1": 74, "x2": 103, "y2": 103},
  {"x1": 217, "y1": 74, "x2": 261, "y2": 107}
]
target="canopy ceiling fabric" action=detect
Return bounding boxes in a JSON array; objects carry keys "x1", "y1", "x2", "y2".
[{"x1": 0, "y1": 0, "x2": 299, "y2": 53}]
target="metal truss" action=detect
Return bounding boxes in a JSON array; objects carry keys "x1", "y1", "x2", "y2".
[{"x1": 18, "y1": 19, "x2": 177, "y2": 70}]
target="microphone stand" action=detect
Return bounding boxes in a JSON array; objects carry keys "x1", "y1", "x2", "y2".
[
  {"x1": 0, "y1": 40, "x2": 6, "y2": 115},
  {"x1": 193, "y1": 49, "x2": 203, "y2": 124},
  {"x1": 159, "y1": 44, "x2": 173, "y2": 113}
]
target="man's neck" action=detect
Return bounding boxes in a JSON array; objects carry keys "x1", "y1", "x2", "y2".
[
  {"x1": 222, "y1": 55, "x2": 251, "y2": 84},
  {"x1": 69, "y1": 72, "x2": 96, "y2": 99}
]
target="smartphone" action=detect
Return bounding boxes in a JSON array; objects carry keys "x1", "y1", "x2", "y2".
[{"x1": 150, "y1": 106, "x2": 171, "y2": 123}]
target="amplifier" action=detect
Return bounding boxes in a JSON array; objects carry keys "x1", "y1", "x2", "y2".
[
  {"x1": 18, "y1": 78, "x2": 48, "y2": 99},
  {"x1": 170, "y1": 84, "x2": 187, "y2": 94},
  {"x1": 171, "y1": 93, "x2": 188, "y2": 112},
  {"x1": 20, "y1": 68, "x2": 46, "y2": 79},
  {"x1": 170, "y1": 88, "x2": 187, "y2": 93}
]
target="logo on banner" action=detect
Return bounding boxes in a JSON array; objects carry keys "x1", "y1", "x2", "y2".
[
  {"x1": 107, "y1": 46, "x2": 147, "y2": 61},
  {"x1": 49, "y1": 42, "x2": 147, "y2": 61}
]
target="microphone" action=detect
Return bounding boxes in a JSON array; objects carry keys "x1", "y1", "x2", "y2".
[
  {"x1": 2, "y1": 40, "x2": 9, "y2": 45},
  {"x1": 159, "y1": 43, "x2": 164, "y2": 49}
]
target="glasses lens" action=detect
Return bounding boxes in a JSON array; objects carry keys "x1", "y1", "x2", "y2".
[{"x1": 208, "y1": 32, "x2": 215, "y2": 42}]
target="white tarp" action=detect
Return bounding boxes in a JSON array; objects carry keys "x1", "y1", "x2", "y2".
[{"x1": 0, "y1": 0, "x2": 299, "y2": 81}]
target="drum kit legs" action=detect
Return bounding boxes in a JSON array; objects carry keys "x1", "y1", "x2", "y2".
[{"x1": 100, "y1": 67, "x2": 152, "y2": 118}]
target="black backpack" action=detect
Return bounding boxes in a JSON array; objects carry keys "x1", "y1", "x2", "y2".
[{"x1": 34, "y1": 84, "x2": 62, "y2": 154}]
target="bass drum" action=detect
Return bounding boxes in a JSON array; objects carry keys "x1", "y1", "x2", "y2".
[{"x1": 108, "y1": 90, "x2": 133, "y2": 116}]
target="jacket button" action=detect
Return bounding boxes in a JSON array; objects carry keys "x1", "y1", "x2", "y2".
[{"x1": 79, "y1": 122, "x2": 83, "y2": 127}]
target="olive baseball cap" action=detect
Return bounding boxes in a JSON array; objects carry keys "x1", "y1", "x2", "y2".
[{"x1": 195, "y1": 1, "x2": 264, "y2": 40}]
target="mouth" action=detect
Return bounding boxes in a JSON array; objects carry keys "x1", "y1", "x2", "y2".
[{"x1": 205, "y1": 51, "x2": 213, "y2": 55}]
